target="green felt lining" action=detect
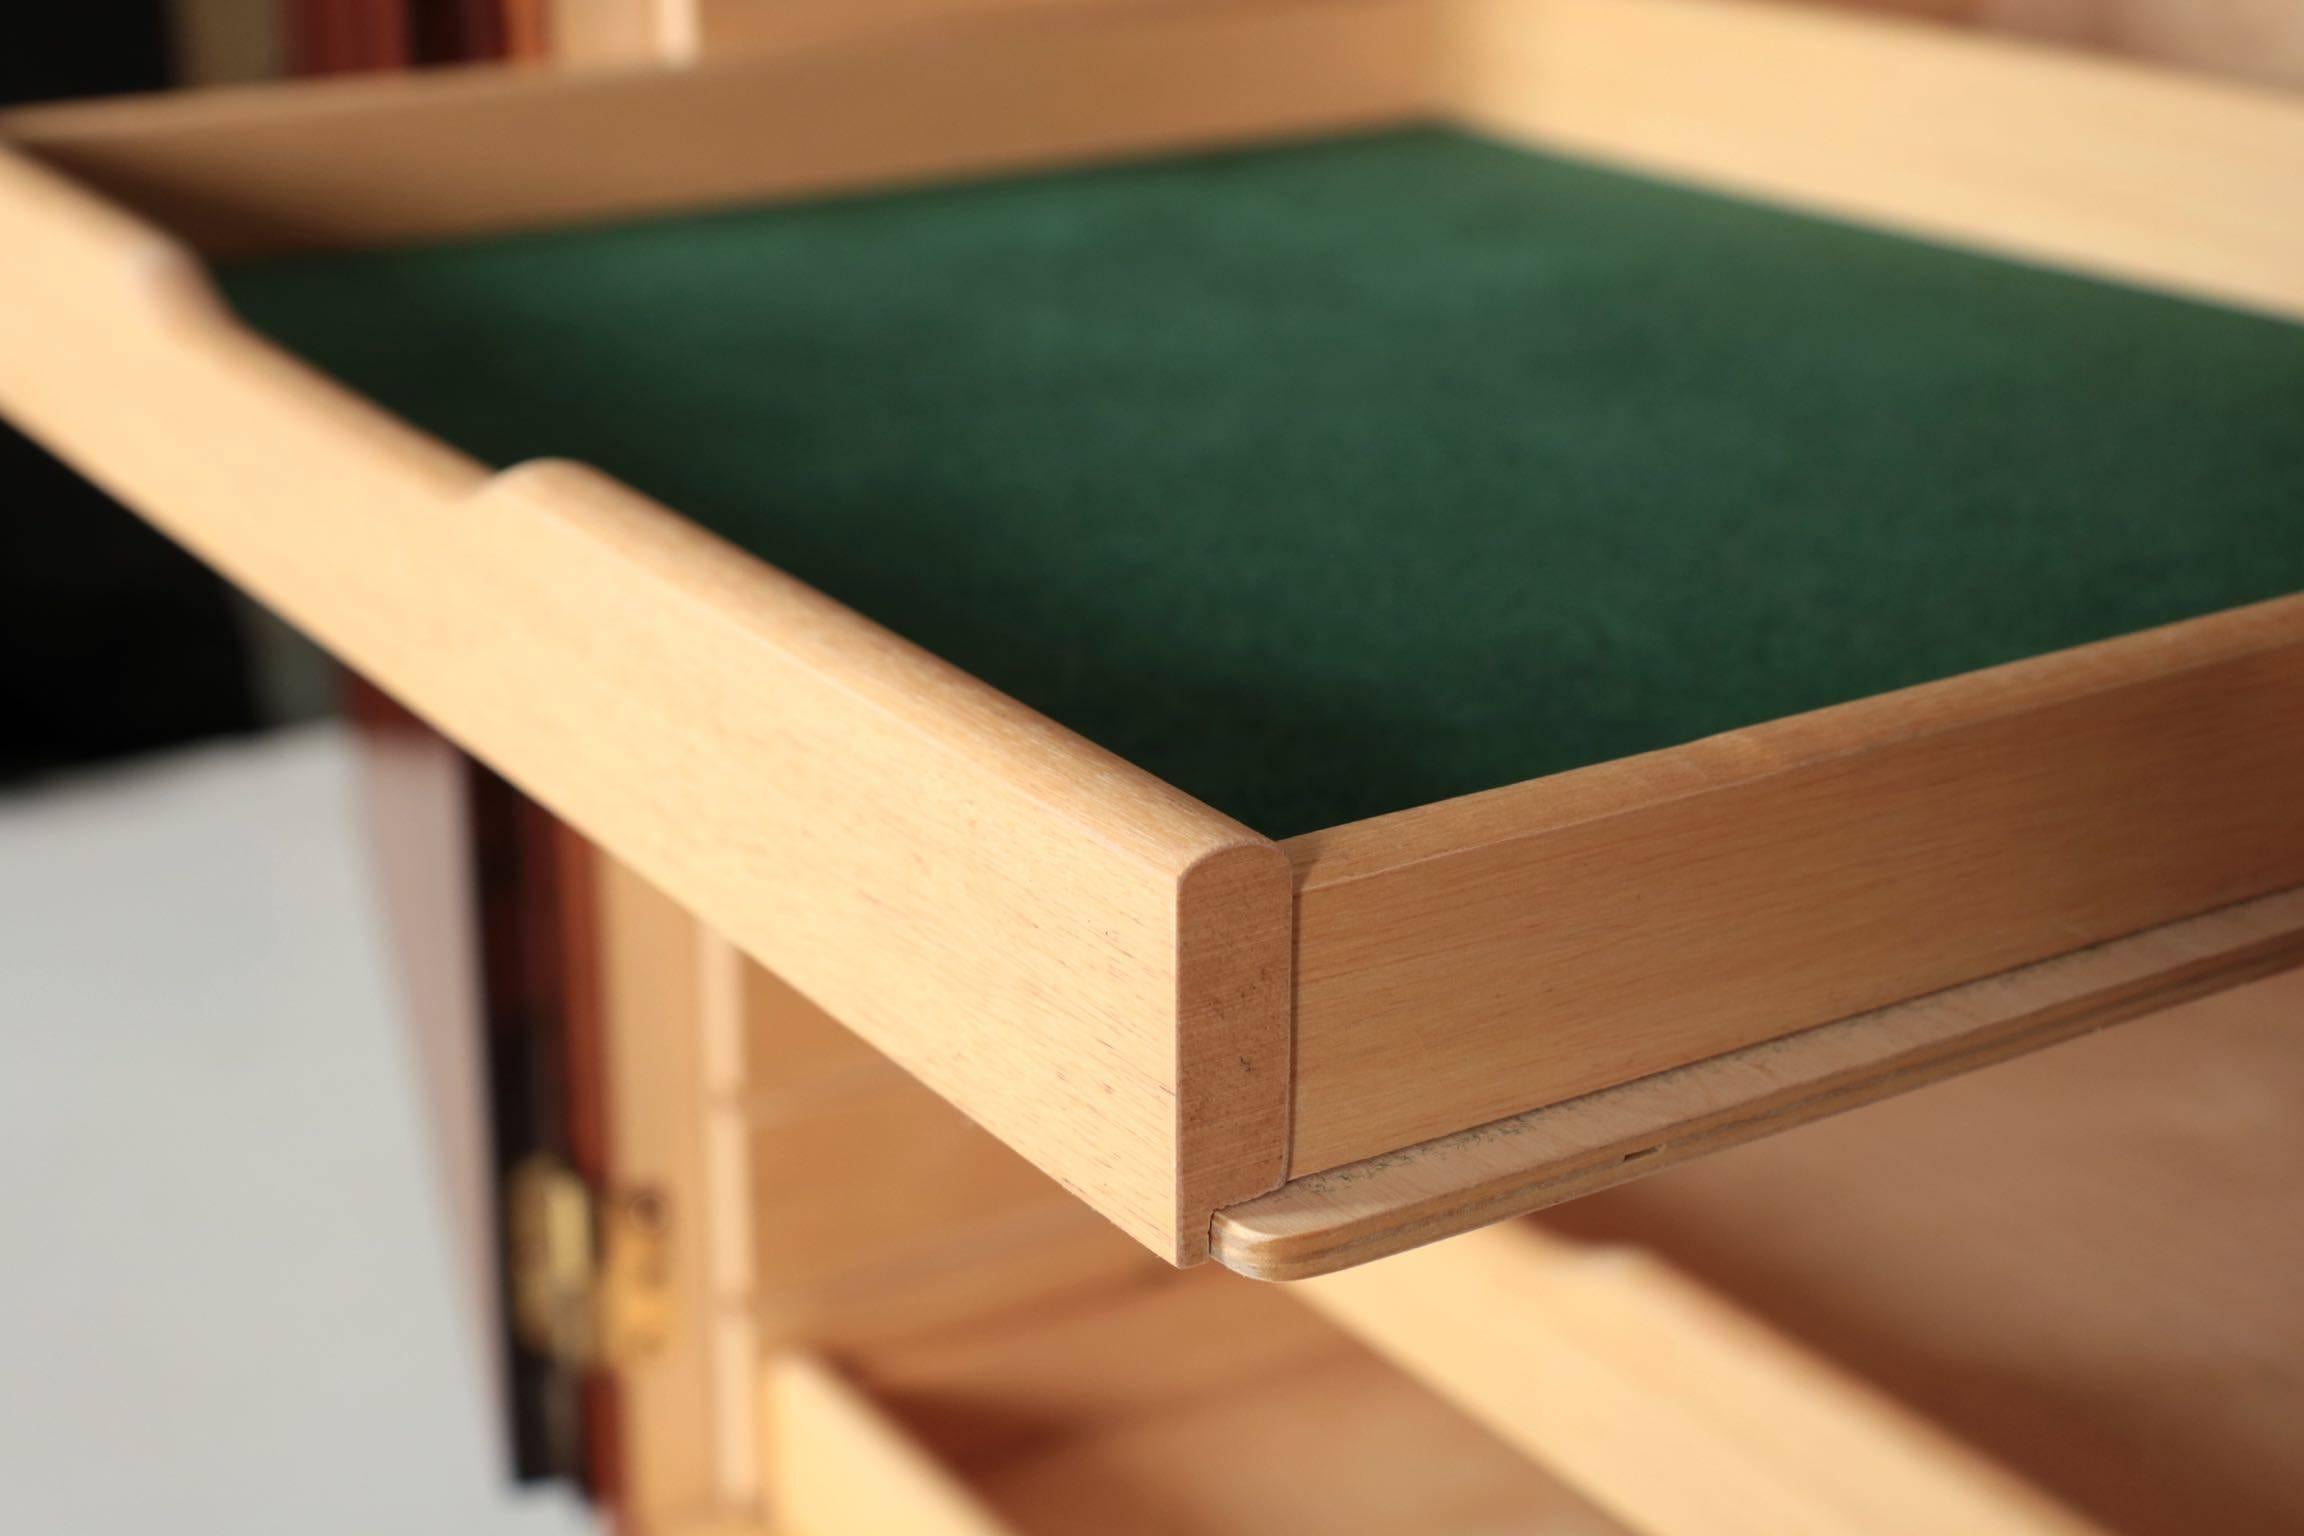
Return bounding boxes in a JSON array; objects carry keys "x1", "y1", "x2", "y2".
[{"x1": 218, "y1": 128, "x2": 2304, "y2": 837}]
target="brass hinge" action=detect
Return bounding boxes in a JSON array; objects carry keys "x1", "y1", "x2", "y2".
[{"x1": 507, "y1": 1155, "x2": 672, "y2": 1369}]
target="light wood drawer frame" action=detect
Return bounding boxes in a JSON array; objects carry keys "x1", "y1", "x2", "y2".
[
  {"x1": 756, "y1": 1233, "x2": 2105, "y2": 1536},
  {"x1": 3, "y1": 0, "x2": 2301, "y2": 1272}
]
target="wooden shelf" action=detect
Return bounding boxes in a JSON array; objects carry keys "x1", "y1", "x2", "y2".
[
  {"x1": 764, "y1": 1235, "x2": 2108, "y2": 1534},
  {"x1": 1543, "y1": 966, "x2": 2304, "y2": 1536},
  {"x1": 1304, "y1": 1225, "x2": 2105, "y2": 1536},
  {"x1": 768, "y1": 1269, "x2": 1634, "y2": 1534}
]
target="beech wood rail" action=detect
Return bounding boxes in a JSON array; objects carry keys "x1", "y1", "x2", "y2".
[{"x1": 2, "y1": 0, "x2": 2301, "y2": 1274}]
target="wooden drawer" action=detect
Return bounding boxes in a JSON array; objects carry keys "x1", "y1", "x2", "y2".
[
  {"x1": 1538, "y1": 965, "x2": 2304, "y2": 1536},
  {"x1": 3, "y1": 0, "x2": 2302, "y2": 1275},
  {"x1": 770, "y1": 1269, "x2": 1635, "y2": 1536},
  {"x1": 761, "y1": 1240, "x2": 2101, "y2": 1536},
  {"x1": 506, "y1": 863, "x2": 2303, "y2": 1530}
]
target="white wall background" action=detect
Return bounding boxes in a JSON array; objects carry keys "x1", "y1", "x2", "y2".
[{"x1": 0, "y1": 726, "x2": 598, "y2": 1536}]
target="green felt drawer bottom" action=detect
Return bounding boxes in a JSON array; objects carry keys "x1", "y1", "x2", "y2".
[{"x1": 217, "y1": 128, "x2": 2304, "y2": 839}]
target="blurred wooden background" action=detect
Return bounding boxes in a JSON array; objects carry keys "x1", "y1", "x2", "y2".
[
  {"x1": 559, "y1": 0, "x2": 2304, "y2": 90},
  {"x1": 164, "y1": 1, "x2": 2304, "y2": 89},
  {"x1": 1858, "y1": 0, "x2": 2304, "y2": 90}
]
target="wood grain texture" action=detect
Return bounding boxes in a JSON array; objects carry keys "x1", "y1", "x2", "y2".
[
  {"x1": 618, "y1": 893, "x2": 1161, "y2": 1529},
  {"x1": 1278, "y1": 0, "x2": 2304, "y2": 1192},
  {"x1": 595, "y1": 859, "x2": 746, "y2": 1528},
  {"x1": 736, "y1": 961, "x2": 1165, "y2": 1357},
  {"x1": 1446, "y1": 0, "x2": 2304, "y2": 322},
  {"x1": 1219, "y1": 886, "x2": 2304, "y2": 1277},
  {"x1": 0, "y1": 142, "x2": 1289, "y2": 1262},
  {"x1": 972, "y1": 1352, "x2": 1632, "y2": 1535},
  {"x1": 1302, "y1": 1223, "x2": 2105, "y2": 1536},
  {"x1": 1983, "y1": 0, "x2": 2304, "y2": 91},
  {"x1": 13, "y1": 0, "x2": 2304, "y2": 1266},
  {"x1": 743, "y1": 1048, "x2": 1129, "y2": 1304},
  {"x1": 854, "y1": 1267, "x2": 1635, "y2": 1535},
  {"x1": 764, "y1": 1354, "x2": 1015, "y2": 1536},
  {"x1": 855, "y1": 1267, "x2": 1347, "y2": 1469},
  {"x1": 1287, "y1": 599, "x2": 2304, "y2": 1173},
  {"x1": 1547, "y1": 968, "x2": 2304, "y2": 1536},
  {"x1": 0, "y1": 0, "x2": 1437, "y2": 257}
]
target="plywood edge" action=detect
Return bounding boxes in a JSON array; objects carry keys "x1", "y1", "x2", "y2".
[
  {"x1": 763, "y1": 1353, "x2": 1017, "y2": 1536},
  {"x1": 1299, "y1": 1222, "x2": 2109, "y2": 1536},
  {"x1": 0, "y1": 0, "x2": 1442, "y2": 257},
  {"x1": 0, "y1": 139, "x2": 1286, "y2": 1263},
  {"x1": 1215, "y1": 886, "x2": 2304, "y2": 1279},
  {"x1": 1438, "y1": 0, "x2": 2304, "y2": 322}
]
